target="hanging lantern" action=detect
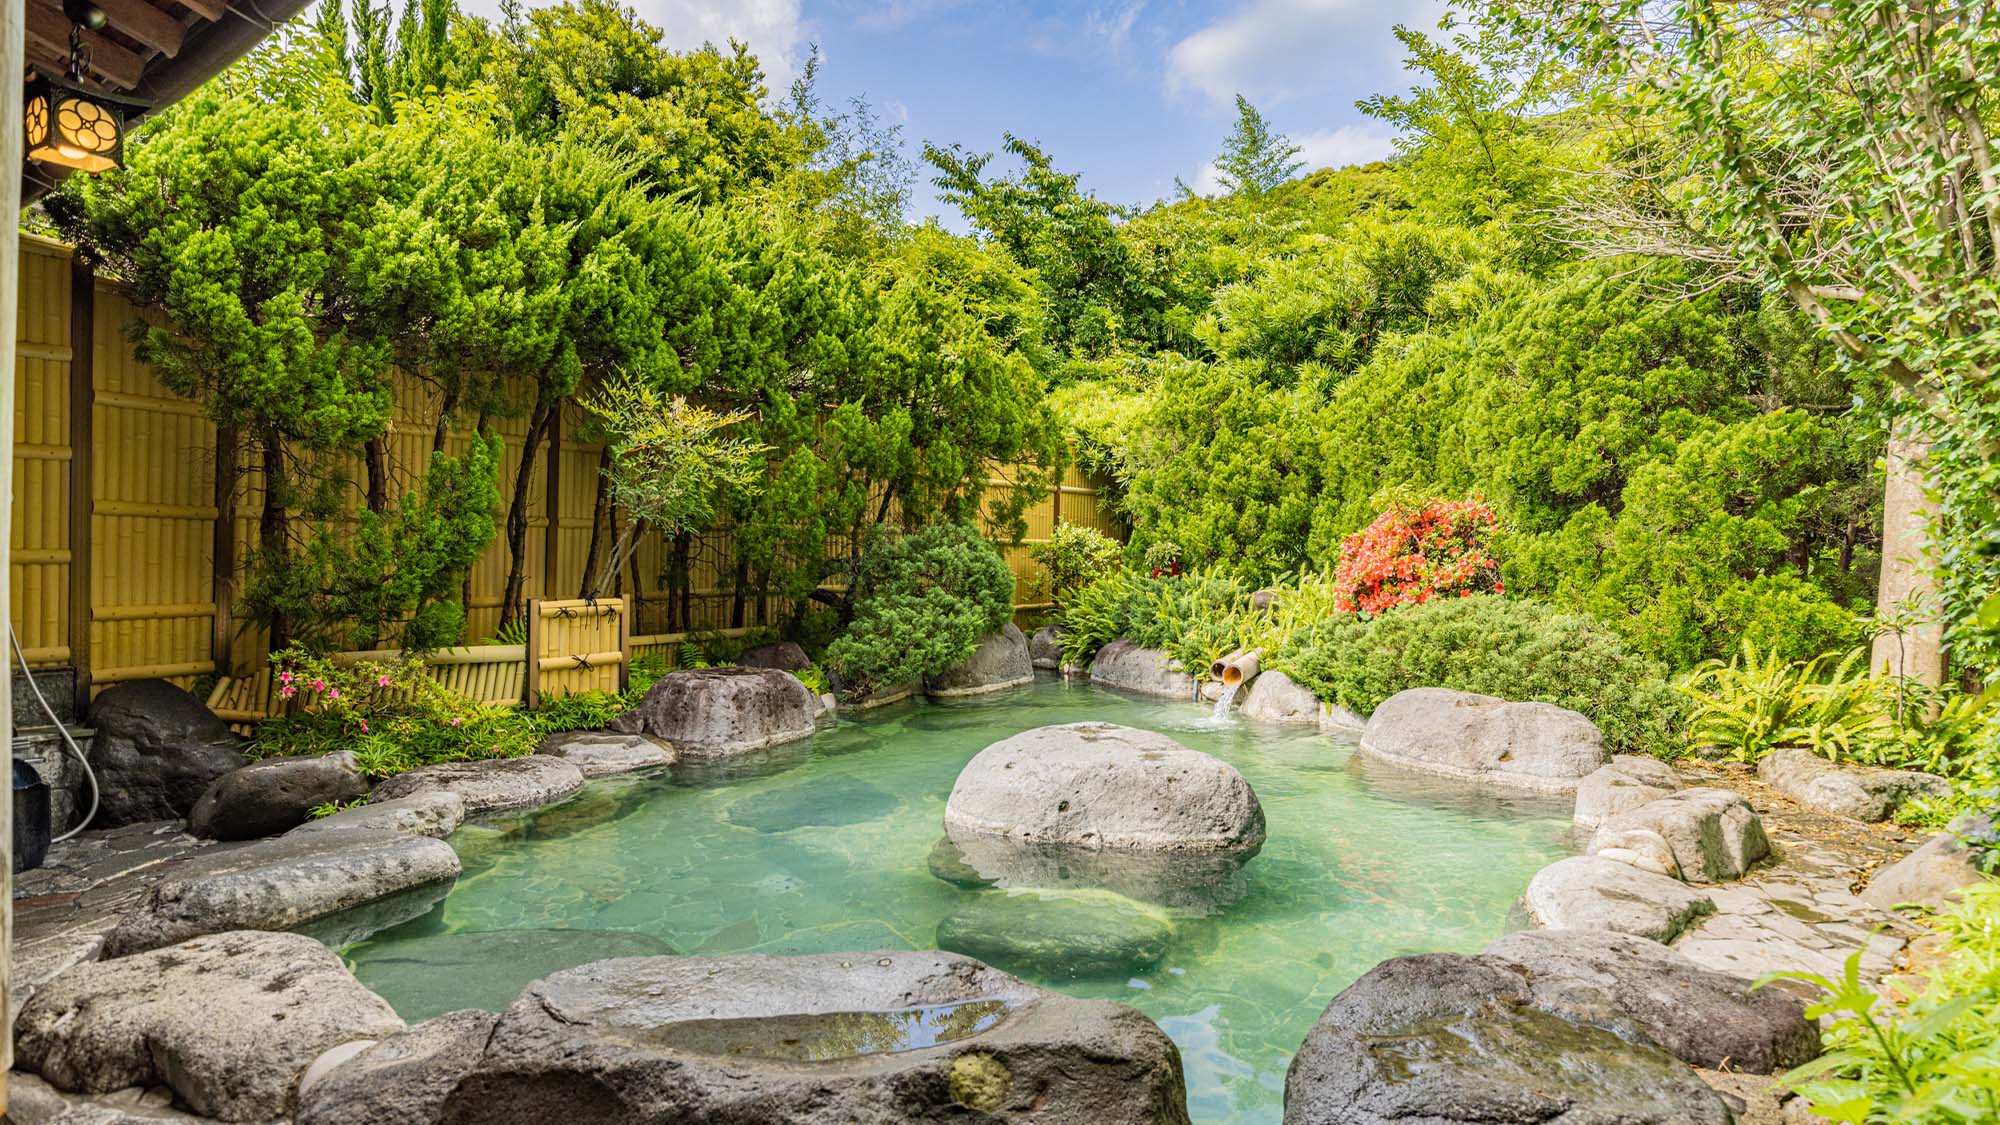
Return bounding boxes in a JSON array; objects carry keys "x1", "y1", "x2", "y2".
[{"x1": 24, "y1": 73, "x2": 125, "y2": 174}]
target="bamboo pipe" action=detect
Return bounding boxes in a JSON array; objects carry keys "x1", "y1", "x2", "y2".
[{"x1": 1218, "y1": 649, "x2": 1261, "y2": 688}]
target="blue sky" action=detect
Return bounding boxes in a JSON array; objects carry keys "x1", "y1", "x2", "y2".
[{"x1": 458, "y1": 1, "x2": 1447, "y2": 219}]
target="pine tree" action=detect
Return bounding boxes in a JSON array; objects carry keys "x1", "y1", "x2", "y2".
[{"x1": 1214, "y1": 94, "x2": 1303, "y2": 196}]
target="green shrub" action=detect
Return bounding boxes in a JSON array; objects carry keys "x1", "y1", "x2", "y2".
[
  {"x1": 825, "y1": 522, "x2": 1016, "y2": 697},
  {"x1": 1274, "y1": 595, "x2": 1684, "y2": 755},
  {"x1": 1770, "y1": 880, "x2": 2000, "y2": 1123},
  {"x1": 1029, "y1": 521, "x2": 1124, "y2": 608},
  {"x1": 1056, "y1": 570, "x2": 1163, "y2": 665}
]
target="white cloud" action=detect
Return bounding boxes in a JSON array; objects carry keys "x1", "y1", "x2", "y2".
[
  {"x1": 1166, "y1": 0, "x2": 1445, "y2": 105},
  {"x1": 1187, "y1": 122, "x2": 1396, "y2": 195},
  {"x1": 455, "y1": 0, "x2": 807, "y2": 82}
]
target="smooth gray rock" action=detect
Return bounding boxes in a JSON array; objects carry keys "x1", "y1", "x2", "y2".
[
  {"x1": 937, "y1": 888, "x2": 1178, "y2": 977},
  {"x1": 1089, "y1": 639, "x2": 1196, "y2": 700},
  {"x1": 1, "y1": 1071, "x2": 229, "y2": 1124},
  {"x1": 534, "y1": 730, "x2": 674, "y2": 777},
  {"x1": 296, "y1": 1009, "x2": 498, "y2": 1125},
  {"x1": 286, "y1": 791, "x2": 466, "y2": 839},
  {"x1": 1240, "y1": 670, "x2": 1321, "y2": 725},
  {"x1": 1319, "y1": 704, "x2": 1366, "y2": 735},
  {"x1": 1358, "y1": 688, "x2": 1609, "y2": 794},
  {"x1": 1589, "y1": 787, "x2": 1771, "y2": 883},
  {"x1": 187, "y1": 751, "x2": 369, "y2": 841},
  {"x1": 928, "y1": 623, "x2": 1035, "y2": 697},
  {"x1": 1485, "y1": 928, "x2": 1819, "y2": 1073},
  {"x1": 1862, "y1": 817, "x2": 1991, "y2": 911},
  {"x1": 369, "y1": 756, "x2": 584, "y2": 814},
  {"x1": 944, "y1": 722, "x2": 1265, "y2": 852},
  {"x1": 928, "y1": 833, "x2": 1253, "y2": 914},
  {"x1": 738, "y1": 641, "x2": 811, "y2": 672},
  {"x1": 1283, "y1": 953, "x2": 1733, "y2": 1125},
  {"x1": 102, "y1": 828, "x2": 462, "y2": 956},
  {"x1": 618, "y1": 666, "x2": 818, "y2": 756},
  {"x1": 16, "y1": 930, "x2": 404, "y2": 1123},
  {"x1": 1574, "y1": 755, "x2": 1684, "y2": 828},
  {"x1": 1523, "y1": 856, "x2": 1716, "y2": 943},
  {"x1": 86, "y1": 679, "x2": 248, "y2": 827},
  {"x1": 1758, "y1": 748, "x2": 1950, "y2": 822},
  {"x1": 438, "y1": 951, "x2": 1192, "y2": 1124},
  {"x1": 1029, "y1": 625, "x2": 1065, "y2": 670}
]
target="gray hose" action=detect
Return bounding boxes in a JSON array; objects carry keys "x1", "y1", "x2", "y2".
[{"x1": 10, "y1": 624, "x2": 99, "y2": 842}]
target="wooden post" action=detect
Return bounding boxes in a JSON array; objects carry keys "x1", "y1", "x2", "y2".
[
  {"x1": 542, "y1": 405, "x2": 561, "y2": 603},
  {"x1": 67, "y1": 261, "x2": 93, "y2": 710},
  {"x1": 523, "y1": 596, "x2": 541, "y2": 708},
  {"x1": 617, "y1": 594, "x2": 631, "y2": 694},
  {"x1": 211, "y1": 427, "x2": 238, "y2": 675},
  {"x1": 4, "y1": 0, "x2": 31, "y2": 1097}
]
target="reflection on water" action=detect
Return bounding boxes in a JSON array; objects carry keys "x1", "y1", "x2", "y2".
[
  {"x1": 646, "y1": 999, "x2": 1014, "y2": 1061},
  {"x1": 336, "y1": 678, "x2": 1571, "y2": 1124}
]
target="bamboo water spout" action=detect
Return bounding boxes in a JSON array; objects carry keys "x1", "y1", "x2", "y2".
[{"x1": 1211, "y1": 648, "x2": 1261, "y2": 688}]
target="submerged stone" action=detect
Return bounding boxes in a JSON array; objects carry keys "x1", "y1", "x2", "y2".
[
  {"x1": 935, "y1": 888, "x2": 1177, "y2": 978},
  {"x1": 931, "y1": 832, "x2": 1253, "y2": 914},
  {"x1": 724, "y1": 774, "x2": 902, "y2": 832}
]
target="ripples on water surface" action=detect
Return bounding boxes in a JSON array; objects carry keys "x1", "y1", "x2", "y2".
[{"x1": 340, "y1": 677, "x2": 1574, "y2": 1124}]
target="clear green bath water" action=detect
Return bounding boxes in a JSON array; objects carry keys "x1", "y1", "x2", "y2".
[{"x1": 337, "y1": 678, "x2": 1574, "y2": 1123}]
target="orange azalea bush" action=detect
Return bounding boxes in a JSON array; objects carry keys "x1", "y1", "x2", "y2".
[{"x1": 1331, "y1": 497, "x2": 1503, "y2": 614}]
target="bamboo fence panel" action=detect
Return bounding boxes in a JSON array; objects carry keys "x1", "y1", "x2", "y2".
[
  {"x1": 11, "y1": 235, "x2": 1121, "y2": 701},
  {"x1": 526, "y1": 597, "x2": 626, "y2": 700}
]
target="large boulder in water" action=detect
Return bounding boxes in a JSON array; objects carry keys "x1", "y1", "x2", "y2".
[
  {"x1": 16, "y1": 930, "x2": 405, "y2": 1123},
  {"x1": 1089, "y1": 639, "x2": 1195, "y2": 699},
  {"x1": 1283, "y1": 953, "x2": 1733, "y2": 1125},
  {"x1": 936, "y1": 888, "x2": 1177, "y2": 977},
  {"x1": 1358, "y1": 688, "x2": 1609, "y2": 794},
  {"x1": 437, "y1": 951, "x2": 1192, "y2": 1124},
  {"x1": 928, "y1": 623, "x2": 1035, "y2": 698},
  {"x1": 929, "y1": 833, "x2": 1252, "y2": 914},
  {"x1": 102, "y1": 828, "x2": 462, "y2": 956},
  {"x1": 1588, "y1": 787, "x2": 1771, "y2": 883},
  {"x1": 1757, "y1": 747, "x2": 1950, "y2": 821},
  {"x1": 1484, "y1": 929, "x2": 1819, "y2": 1074},
  {"x1": 1240, "y1": 669, "x2": 1321, "y2": 725},
  {"x1": 944, "y1": 722, "x2": 1265, "y2": 853},
  {"x1": 616, "y1": 666, "x2": 818, "y2": 756},
  {"x1": 85, "y1": 679, "x2": 248, "y2": 826},
  {"x1": 188, "y1": 750, "x2": 370, "y2": 840}
]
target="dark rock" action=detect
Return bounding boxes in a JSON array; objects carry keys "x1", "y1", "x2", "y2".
[
  {"x1": 1029, "y1": 625, "x2": 1065, "y2": 670},
  {"x1": 102, "y1": 828, "x2": 462, "y2": 956},
  {"x1": 296, "y1": 1010, "x2": 499, "y2": 1125},
  {"x1": 369, "y1": 756, "x2": 584, "y2": 814},
  {"x1": 16, "y1": 930, "x2": 404, "y2": 1123},
  {"x1": 1283, "y1": 953, "x2": 1733, "y2": 1125},
  {"x1": 437, "y1": 951, "x2": 1191, "y2": 1124},
  {"x1": 86, "y1": 679, "x2": 248, "y2": 827},
  {"x1": 928, "y1": 623, "x2": 1035, "y2": 697},
  {"x1": 620, "y1": 666, "x2": 818, "y2": 756},
  {"x1": 739, "y1": 641, "x2": 812, "y2": 672},
  {"x1": 1358, "y1": 688, "x2": 1609, "y2": 794},
  {"x1": 187, "y1": 751, "x2": 369, "y2": 840},
  {"x1": 1485, "y1": 928, "x2": 1819, "y2": 1073}
]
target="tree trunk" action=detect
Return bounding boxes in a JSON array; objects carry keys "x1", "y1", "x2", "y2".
[
  {"x1": 259, "y1": 432, "x2": 291, "y2": 652},
  {"x1": 577, "y1": 448, "x2": 612, "y2": 598},
  {"x1": 674, "y1": 533, "x2": 693, "y2": 633},
  {"x1": 363, "y1": 436, "x2": 388, "y2": 515},
  {"x1": 730, "y1": 555, "x2": 750, "y2": 629},
  {"x1": 1871, "y1": 420, "x2": 1945, "y2": 684},
  {"x1": 497, "y1": 390, "x2": 556, "y2": 634}
]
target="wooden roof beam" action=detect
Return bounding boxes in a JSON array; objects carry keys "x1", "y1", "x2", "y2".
[
  {"x1": 95, "y1": 0, "x2": 188, "y2": 58},
  {"x1": 24, "y1": 1, "x2": 149, "y2": 90},
  {"x1": 177, "y1": 0, "x2": 227, "y2": 22}
]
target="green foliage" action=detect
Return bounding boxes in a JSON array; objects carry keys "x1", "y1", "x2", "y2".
[
  {"x1": 1679, "y1": 643, "x2": 1999, "y2": 777},
  {"x1": 1030, "y1": 522, "x2": 1124, "y2": 609},
  {"x1": 1765, "y1": 882, "x2": 2000, "y2": 1123},
  {"x1": 1055, "y1": 570, "x2": 1163, "y2": 667},
  {"x1": 794, "y1": 664, "x2": 831, "y2": 696},
  {"x1": 1208, "y1": 95, "x2": 1303, "y2": 198},
  {"x1": 1275, "y1": 595, "x2": 1684, "y2": 756},
  {"x1": 824, "y1": 523, "x2": 1016, "y2": 697}
]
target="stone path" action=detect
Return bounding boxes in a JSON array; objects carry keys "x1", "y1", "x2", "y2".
[{"x1": 1664, "y1": 761, "x2": 1925, "y2": 987}]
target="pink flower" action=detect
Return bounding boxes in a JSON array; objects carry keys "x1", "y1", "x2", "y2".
[
  {"x1": 278, "y1": 685, "x2": 295, "y2": 699},
  {"x1": 450, "y1": 717, "x2": 463, "y2": 727},
  {"x1": 377, "y1": 674, "x2": 392, "y2": 687},
  {"x1": 279, "y1": 671, "x2": 293, "y2": 685},
  {"x1": 359, "y1": 720, "x2": 370, "y2": 733},
  {"x1": 310, "y1": 678, "x2": 326, "y2": 691},
  {"x1": 327, "y1": 687, "x2": 341, "y2": 700}
]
